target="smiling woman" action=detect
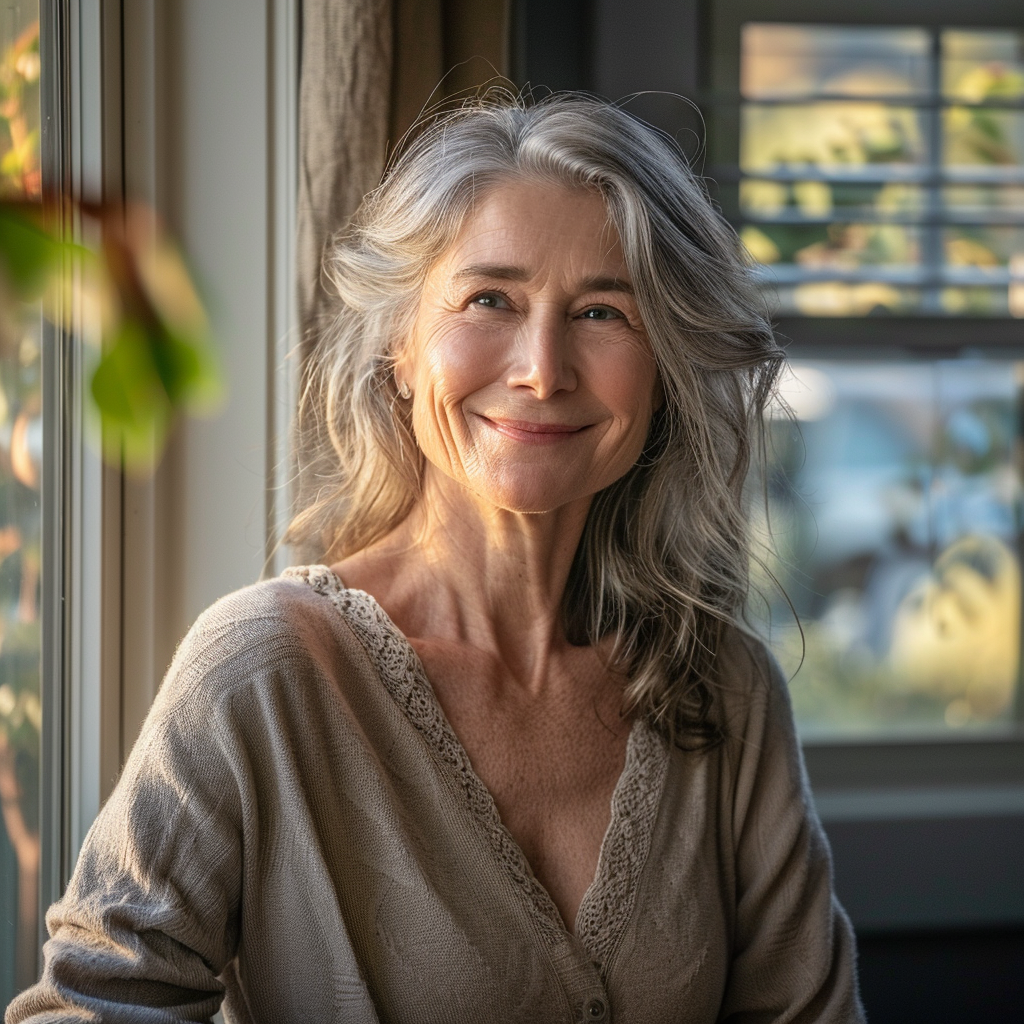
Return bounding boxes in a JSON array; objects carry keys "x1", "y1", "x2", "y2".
[{"x1": 8, "y1": 91, "x2": 864, "y2": 1024}]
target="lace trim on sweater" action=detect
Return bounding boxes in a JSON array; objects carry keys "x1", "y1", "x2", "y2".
[
  {"x1": 284, "y1": 565, "x2": 669, "y2": 963},
  {"x1": 574, "y1": 719, "x2": 668, "y2": 968}
]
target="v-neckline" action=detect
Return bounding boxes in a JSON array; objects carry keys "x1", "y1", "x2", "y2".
[{"x1": 285, "y1": 564, "x2": 670, "y2": 968}]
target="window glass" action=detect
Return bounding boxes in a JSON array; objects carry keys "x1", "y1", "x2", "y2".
[
  {"x1": 0, "y1": 1, "x2": 41, "y2": 1002},
  {"x1": 755, "y1": 358, "x2": 1023, "y2": 737},
  {"x1": 737, "y1": 23, "x2": 1024, "y2": 318},
  {"x1": 943, "y1": 30, "x2": 1024, "y2": 102},
  {"x1": 741, "y1": 24, "x2": 931, "y2": 99}
]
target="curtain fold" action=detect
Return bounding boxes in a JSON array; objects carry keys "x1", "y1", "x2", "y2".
[{"x1": 296, "y1": 0, "x2": 394, "y2": 352}]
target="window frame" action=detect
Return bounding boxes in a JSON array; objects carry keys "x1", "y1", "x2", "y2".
[
  {"x1": 32, "y1": 0, "x2": 300, "y2": 977},
  {"x1": 38, "y1": 0, "x2": 116, "y2": 938},
  {"x1": 703, "y1": 0, "x2": 1024, "y2": 743}
]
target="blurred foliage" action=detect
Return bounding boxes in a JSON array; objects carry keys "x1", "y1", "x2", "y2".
[
  {"x1": 82, "y1": 201, "x2": 224, "y2": 469},
  {"x1": 0, "y1": 20, "x2": 40, "y2": 199},
  {"x1": 0, "y1": 198, "x2": 224, "y2": 471},
  {"x1": 0, "y1": 11, "x2": 43, "y2": 999},
  {"x1": 753, "y1": 360, "x2": 1022, "y2": 737},
  {"x1": 0, "y1": 18, "x2": 223, "y2": 472}
]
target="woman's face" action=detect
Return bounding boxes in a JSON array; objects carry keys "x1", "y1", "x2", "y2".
[{"x1": 396, "y1": 179, "x2": 660, "y2": 516}]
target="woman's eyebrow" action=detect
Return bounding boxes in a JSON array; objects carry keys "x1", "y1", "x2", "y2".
[
  {"x1": 452, "y1": 264, "x2": 634, "y2": 294},
  {"x1": 453, "y1": 263, "x2": 529, "y2": 282},
  {"x1": 580, "y1": 275, "x2": 634, "y2": 295}
]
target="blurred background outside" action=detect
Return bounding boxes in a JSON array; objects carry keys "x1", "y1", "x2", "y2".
[
  {"x1": 734, "y1": 24, "x2": 1024, "y2": 740},
  {"x1": 0, "y1": 1, "x2": 41, "y2": 1003}
]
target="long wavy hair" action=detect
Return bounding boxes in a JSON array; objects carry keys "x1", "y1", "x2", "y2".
[{"x1": 288, "y1": 89, "x2": 784, "y2": 745}]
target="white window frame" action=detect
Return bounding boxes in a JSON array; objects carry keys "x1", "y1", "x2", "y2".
[{"x1": 38, "y1": 0, "x2": 299, "y2": 949}]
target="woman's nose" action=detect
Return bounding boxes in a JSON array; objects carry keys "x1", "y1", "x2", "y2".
[{"x1": 506, "y1": 309, "x2": 577, "y2": 398}]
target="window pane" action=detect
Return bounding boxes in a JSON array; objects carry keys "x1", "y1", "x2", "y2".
[
  {"x1": 945, "y1": 225, "x2": 1024, "y2": 271},
  {"x1": 944, "y1": 108, "x2": 1024, "y2": 172},
  {"x1": 943, "y1": 30, "x2": 1024, "y2": 102},
  {"x1": 741, "y1": 179, "x2": 927, "y2": 220},
  {"x1": 731, "y1": 24, "x2": 1024, "y2": 318},
  {"x1": 742, "y1": 222, "x2": 921, "y2": 271},
  {"x1": 741, "y1": 103, "x2": 926, "y2": 173},
  {"x1": 944, "y1": 184, "x2": 1024, "y2": 221},
  {"x1": 757, "y1": 359, "x2": 1023, "y2": 738},
  {"x1": 742, "y1": 24, "x2": 931, "y2": 99},
  {"x1": 776, "y1": 281, "x2": 921, "y2": 317},
  {"x1": 0, "y1": 1, "x2": 41, "y2": 1002}
]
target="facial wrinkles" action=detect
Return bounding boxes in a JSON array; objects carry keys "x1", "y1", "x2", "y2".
[
  {"x1": 400, "y1": 181, "x2": 660, "y2": 516},
  {"x1": 418, "y1": 316, "x2": 477, "y2": 480}
]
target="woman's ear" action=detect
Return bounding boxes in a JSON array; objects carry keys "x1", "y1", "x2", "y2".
[{"x1": 391, "y1": 340, "x2": 411, "y2": 395}]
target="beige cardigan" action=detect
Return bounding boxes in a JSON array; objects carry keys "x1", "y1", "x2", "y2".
[{"x1": 7, "y1": 566, "x2": 864, "y2": 1023}]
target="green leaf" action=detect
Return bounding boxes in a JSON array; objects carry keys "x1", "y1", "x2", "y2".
[
  {"x1": 90, "y1": 320, "x2": 173, "y2": 466},
  {"x1": 89, "y1": 313, "x2": 223, "y2": 472},
  {"x1": 149, "y1": 327, "x2": 208, "y2": 405},
  {"x1": 0, "y1": 203, "x2": 64, "y2": 297}
]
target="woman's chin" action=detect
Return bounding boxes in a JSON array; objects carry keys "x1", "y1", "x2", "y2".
[
  {"x1": 422, "y1": 458, "x2": 608, "y2": 518},
  {"x1": 461, "y1": 474, "x2": 594, "y2": 518}
]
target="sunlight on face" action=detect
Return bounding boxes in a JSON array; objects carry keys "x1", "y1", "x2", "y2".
[{"x1": 396, "y1": 180, "x2": 660, "y2": 517}]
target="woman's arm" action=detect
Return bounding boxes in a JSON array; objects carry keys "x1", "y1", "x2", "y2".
[
  {"x1": 719, "y1": 637, "x2": 865, "y2": 1024},
  {"x1": 5, "y1": 617, "x2": 247, "y2": 1024}
]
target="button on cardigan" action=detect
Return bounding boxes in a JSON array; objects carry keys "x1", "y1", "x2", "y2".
[{"x1": 6, "y1": 566, "x2": 865, "y2": 1023}]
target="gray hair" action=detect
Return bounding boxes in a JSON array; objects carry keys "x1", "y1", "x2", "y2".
[{"x1": 289, "y1": 89, "x2": 784, "y2": 745}]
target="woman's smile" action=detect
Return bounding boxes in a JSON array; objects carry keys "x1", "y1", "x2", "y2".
[
  {"x1": 396, "y1": 179, "x2": 660, "y2": 515},
  {"x1": 474, "y1": 414, "x2": 591, "y2": 445}
]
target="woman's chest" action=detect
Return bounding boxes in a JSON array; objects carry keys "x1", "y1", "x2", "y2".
[
  {"x1": 236, "y1": 588, "x2": 736, "y2": 1022},
  {"x1": 234, "y1": 696, "x2": 733, "y2": 1024},
  {"x1": 410, "y1": 641, "x2": 633, "y2": 928}
]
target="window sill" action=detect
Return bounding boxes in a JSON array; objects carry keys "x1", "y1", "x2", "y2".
[{"x1": 804, "y1": 737, "x2": 1024, "y2": 930}]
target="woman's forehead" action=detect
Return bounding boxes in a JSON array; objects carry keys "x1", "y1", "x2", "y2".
[{"x1": 429, "y1": 180, "x2": 628, "y2": 286}]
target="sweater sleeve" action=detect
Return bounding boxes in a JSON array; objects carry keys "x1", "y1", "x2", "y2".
[
  {"x1": 718, "y1": 639, "x2": 865, "y2": 1024},
  {"x1": 5, "y1": 615, "x2": 250, "y2": 1024}
]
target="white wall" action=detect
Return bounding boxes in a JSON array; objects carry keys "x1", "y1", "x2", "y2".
[{"x1": 118, "y1": 0, "x2": 296, "y2": 760}]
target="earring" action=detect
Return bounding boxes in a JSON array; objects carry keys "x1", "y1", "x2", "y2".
[{"x1": 397, "y1": 380, "x2": 412, "y2": 400}]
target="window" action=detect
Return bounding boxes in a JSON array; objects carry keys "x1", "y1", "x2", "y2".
[
  {"x1": 760, "y1": 356, "x2": 1024, "y2": 736},
  {"x1": 706, "y1": 3, "x2": 1024, "y2": 740},
  {"x1": 0, "y1": 0, "x2": 299, "y2": 1000},
  {"x1": 588, "y1": 0, "x2": 1024, "y2": 939},
  {"x1": 734, "y1": 24, "x2": 1024, "y2": 319}
]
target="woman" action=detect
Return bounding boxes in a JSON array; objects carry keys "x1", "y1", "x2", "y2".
[{"x1": 8, "y1": 92, "x2": 864, "y2": 1023}]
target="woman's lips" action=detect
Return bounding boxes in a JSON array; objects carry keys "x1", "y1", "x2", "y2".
[{"x1": 477, "y1": 415, "x2": 589, "y2": 445}]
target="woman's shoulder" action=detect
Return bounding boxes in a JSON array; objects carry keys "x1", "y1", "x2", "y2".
[
  {"x1": 712, "y1": 623, "x2": 795, "y2": 744},
  {"x1": 157, "y1": 565, "x2": 384, "y2": 715}
]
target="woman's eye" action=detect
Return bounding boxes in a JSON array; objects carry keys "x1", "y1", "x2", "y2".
[
  {"x1": 579, "y1": 306, "x2": 623, "y2": 321},
  {"x1": 471, "y1": 292, "x2": 509, "y2": 309}
]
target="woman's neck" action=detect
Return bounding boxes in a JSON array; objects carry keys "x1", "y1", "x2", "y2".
[{"x1": 332, "y1": 471, "x2": 594, "y2": 693}]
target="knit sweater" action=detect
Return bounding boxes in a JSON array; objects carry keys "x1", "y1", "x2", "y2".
[{"x1": 7, "y1": 565, "x2": 864, "y2": 1024}]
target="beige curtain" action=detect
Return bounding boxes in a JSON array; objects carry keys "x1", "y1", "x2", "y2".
[{"x1": 296, "y1": 0, "x2": 510, "y2": 354}]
